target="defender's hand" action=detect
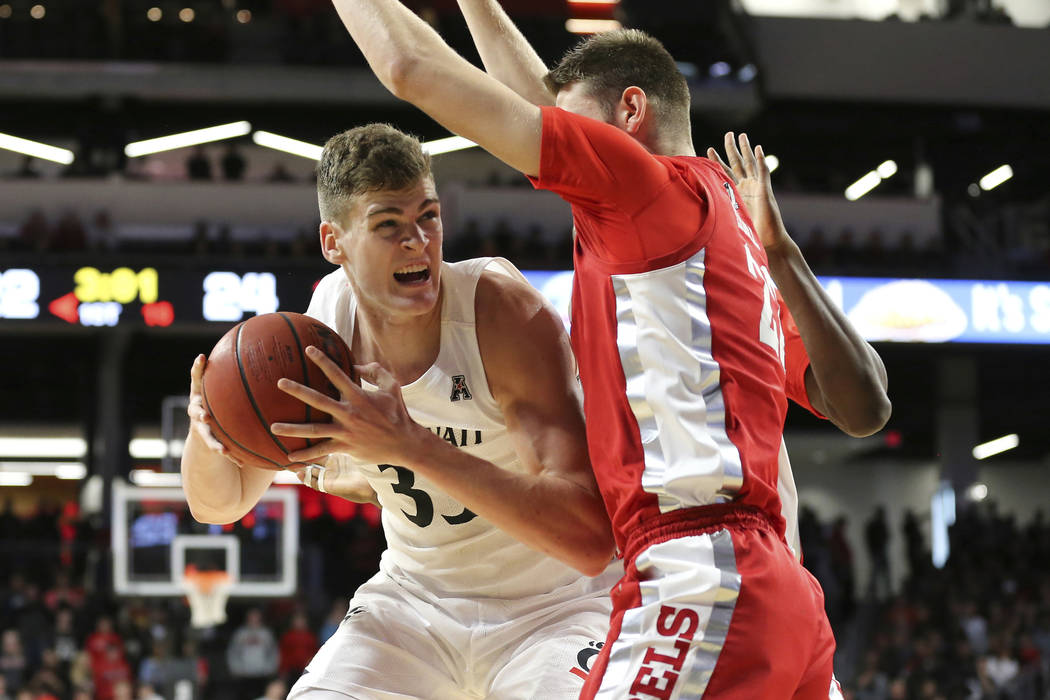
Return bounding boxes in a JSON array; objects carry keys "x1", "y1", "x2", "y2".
[{"x1": 707, "y1": 132, "x2": 791, "y2": 253}]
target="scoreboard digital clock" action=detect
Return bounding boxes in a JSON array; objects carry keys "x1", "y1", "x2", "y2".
[{"x1": 0, "y1": 264, "x2": 323, "y2": 328}]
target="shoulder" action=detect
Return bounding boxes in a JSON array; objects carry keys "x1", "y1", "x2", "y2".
[
  {"x1": 475, "y1": 267, "x2": 548, "y2": 332},
  {"x1": 474, "y1": 268, "x2": 572, "y2": 393}
]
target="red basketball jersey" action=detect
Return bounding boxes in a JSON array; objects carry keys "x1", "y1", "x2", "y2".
[{"x1": 530, "y1": 106, "x2": 818, "y2": 553}]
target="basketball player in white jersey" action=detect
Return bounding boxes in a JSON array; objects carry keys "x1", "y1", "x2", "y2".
[{"x1": 181, "y1": 123, "x2": 620, "y2": 699}]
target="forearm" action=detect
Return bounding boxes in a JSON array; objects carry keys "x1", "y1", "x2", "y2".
[
  {"x1": 402, "y1": 430, "x2": 613, "y2": 576},
  {"x1": 330, "y1": 0, "x2": 543, "y2": 176},
  {"x1": 456, "y1": 0, "x2": 555, "y2": 105},
  {"x1": 180, "y1": 432, "x2": 274, "y2": 523},
  {"x1": 331, "y1": 0, "x2": 452, "y2": 95},
  {"x1": 766, "y1": 239, "x2": 891, "y2": 436}
]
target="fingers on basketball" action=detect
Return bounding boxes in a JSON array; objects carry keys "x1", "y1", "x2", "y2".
[{"x1": 306, "y1": 346, "x2": 359, "y2": 395}]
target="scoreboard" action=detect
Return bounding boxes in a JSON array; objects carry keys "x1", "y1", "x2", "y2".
[
  {"x1": 4, "y1": 263, "x2": 1050, "y2": 344},
  {"x1": 0, "y1": 264, "x2": 322, "y2": 328}
]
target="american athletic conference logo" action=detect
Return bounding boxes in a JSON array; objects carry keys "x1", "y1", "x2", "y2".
[{"x1": 450, "y1": 374, "x2": 472, "y2": 401}]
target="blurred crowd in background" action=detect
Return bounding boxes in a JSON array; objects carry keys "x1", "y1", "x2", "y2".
[
  {"x1": 4, "y1": 498, "x2": 1050, "y2": 700},
  {"x1": 0, "y1": 494, "x2": 385, "y2": 700}
]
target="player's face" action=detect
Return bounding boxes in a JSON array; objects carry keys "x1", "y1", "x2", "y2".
[
  {"x1": 338, "y1": 177, "x2": 443, "y2": 319},
  {"x1": 556, "y1": 81, "x2": 615, "y2": 126}
]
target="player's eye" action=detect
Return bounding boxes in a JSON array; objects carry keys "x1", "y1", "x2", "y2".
[{"x1": 419, "y1": 210, "x2": 438, "y2": 222}]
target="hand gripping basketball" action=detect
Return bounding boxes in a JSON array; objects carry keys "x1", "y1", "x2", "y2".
[
  {"x1": 271, "y1": 349, "x2": 430, "y2": 468},
  {"x1": 187, "y1": 354, "x2": 246, "y2": 468},
  {"x1": 200, "y1": 312, "x2": 356, "y2": 470}
]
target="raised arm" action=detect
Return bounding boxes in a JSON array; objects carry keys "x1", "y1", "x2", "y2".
[
  {"x1": 710, "y1": 133, "x2": 891, "y2": 437},
  {"x1": 455, "y1": 0, "x2": 555, "y2": 106},
  {"x1": 330, "y1": 0, "x2": 542, "y2": 176}
]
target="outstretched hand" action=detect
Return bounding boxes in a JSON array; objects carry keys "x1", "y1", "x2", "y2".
[
  {"x1": 707, "y1": 132, "x2": 791, "y2": 252},
  {"x1": 271, "y1": 346, "x2": 429, "y2": 467}
]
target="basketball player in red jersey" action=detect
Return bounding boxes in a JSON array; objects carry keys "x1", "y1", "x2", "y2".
[{"x1": 325, "y1": 1, "x2": 891, "y2": 696}]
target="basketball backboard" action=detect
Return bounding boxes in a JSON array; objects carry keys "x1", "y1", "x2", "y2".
[{"x1": 111, "y1": 481, "x2": 298, "y2": 597}]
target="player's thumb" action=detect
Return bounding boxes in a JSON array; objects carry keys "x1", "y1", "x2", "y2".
[{"x1": 190, "y1": 354, "x2": 206, "y2": 392}]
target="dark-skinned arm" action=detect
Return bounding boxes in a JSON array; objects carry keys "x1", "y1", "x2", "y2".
[{"x1": 710, "y1": 132, "x2": 891, "y2": 437}]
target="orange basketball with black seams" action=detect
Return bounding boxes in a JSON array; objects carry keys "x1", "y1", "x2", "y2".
[{"x1": 201, "y1": 312, "x2": 355, "y2": 470}]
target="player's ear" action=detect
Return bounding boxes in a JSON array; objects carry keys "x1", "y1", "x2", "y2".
[
  {"x1": 619, "y1": 86, "x2": 647, "y2": 136},
  {"x1": 320, "y1": 221, "x2": 345, "y2": 264}
]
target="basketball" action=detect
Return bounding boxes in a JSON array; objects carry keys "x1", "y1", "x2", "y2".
[{"x1": 201, "y1": 312, "x2": 355, "y2": 470}]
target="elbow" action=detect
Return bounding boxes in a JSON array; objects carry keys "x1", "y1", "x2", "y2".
[
  {"x1": 187, "y1": 503, "x2": 240, "y2": 526},
  {"x1": 575, "y1": 546, "x2": 617, "y2": 578},
  {"x1": 572, "y1": 525, "x2": 618, "y2": 578},
  {"x1": 383, "y1": 54, "x2": 425, "y2": 101},
  {"x1": 840, "y1": 394, "x2": 893, "y2": 438}
]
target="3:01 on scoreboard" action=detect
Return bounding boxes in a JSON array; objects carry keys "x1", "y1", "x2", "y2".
[{"x1": 74, "y1": 267, "x2": 159, "y2": 305}]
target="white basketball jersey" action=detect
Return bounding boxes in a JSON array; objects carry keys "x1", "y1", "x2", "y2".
[{"x1": 307, "y1": 258, "x2": 612, "y2": 599}]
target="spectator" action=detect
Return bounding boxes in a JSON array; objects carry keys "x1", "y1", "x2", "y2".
[
  {"x1": 109, "y1": 680, "x2": 133, "y2": 700},
  {"x1": 68, "y1": 651, "x2": 93, "y2": 696},
  {"x1": 51, "y1": 211, "x2": 88, "y2": 251},
  {"x1": 221, "y1": 143, "x2": 247, "y2": 181},
  {"x1": 960, "y1": 599, "x2": 989, "y2": 656},
  {"x1": 981, "y1": 636, "x2": 1020, "y2": 695},
  {"x1": 43, "y1": 572, "x2": 84, "y2": 612},
  {"x1": 186, "y1": 147, "x2": 212, "y2": 181},
  {"x1": 865, "y1": 505, "x2": 892, "y2": 599},
  {"x1": 84, "y1": 618, "x2": 122, "y2": 666},
  {"x1": 828, "y1": 516, "x2": 856, "y2": 623},
  {"x1": 901, "y1": 509, "x2": 925, "y2": 580},
  {"x1": 27, "y1": 648, "x2": 66, "y2": 700},
  {"x1": 136, "y1": 641, "x2": 170, "y2": 695},
  {"x1": 14, "y1": 585, "x2": 49, "y2": 668},
  {"x1": 225, "y1": 609, "x2": 277, "y2": 700},
  {"x1": 0, "y1": 630, "x2": 26, "y2": 693},
  {"x1": 317, "y1": 601, "x2": 344, "y2": 645},
  {"x1": 14, "y1": 156, "x2": 41, "y2": 179},
  {"x1": 253, "y1": 678, "x2": 286, "y2": 700},
  {"x1": 16, "y1": 210, "x2": 50, "y2": 252},
  {"x1": 91, "y1": 646, "x2": 130, "y2": 700},
  {"x1": 85, "y1": 210, "x2": 118, "y2": 252},
  {"x1": 137, "y1": 638, "x2": 198, "y2": 700},
  {"x1": 134, "y1": 684, "x2": 162, "y2": 700},
  {"x1": 277, "y1": 612, "x2": 317, "y2": 681},
  {"x1": 266, "y1": 163, "x2": 295, "y2": 182}
]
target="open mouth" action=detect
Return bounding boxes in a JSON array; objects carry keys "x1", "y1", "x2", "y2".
[{"x1": 393, "y1": 263, "x2": 431, "y2": 284}]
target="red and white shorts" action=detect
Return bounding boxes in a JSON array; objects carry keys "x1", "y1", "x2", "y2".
[{"x1": 581, "y1": 507, "x2": 843, "y2": 700}]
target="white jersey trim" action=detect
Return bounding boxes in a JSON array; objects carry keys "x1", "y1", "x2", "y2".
[{"x1": 611, "y1": 248, "x2": 744, "y2": 514}]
